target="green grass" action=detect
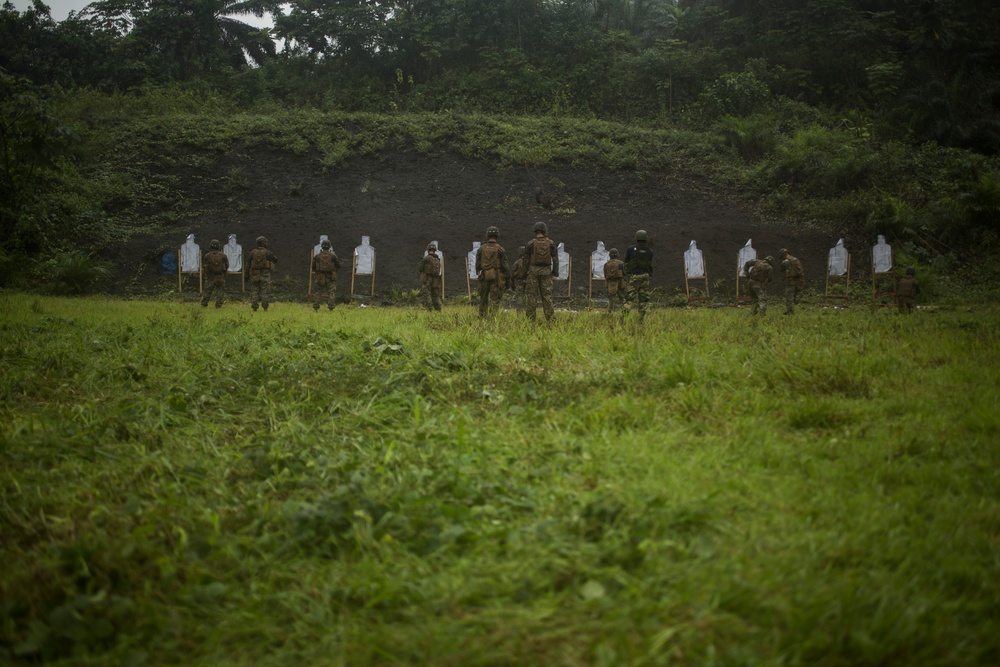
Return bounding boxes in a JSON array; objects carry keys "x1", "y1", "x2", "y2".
[{"x1": 2, "y1": 293, "x2": 999, "y2": 666}]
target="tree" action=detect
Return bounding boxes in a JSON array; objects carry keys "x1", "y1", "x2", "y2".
[
  {"x1": 82, "y1": 0, "x2": 279, "y2": 79},
  {"x1": 0, "y1": 71, "x2": 77, "y2": 250}
]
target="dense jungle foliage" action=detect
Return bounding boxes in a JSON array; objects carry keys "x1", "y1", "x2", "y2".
[{"x1": 1, "y1": 0, "x2": 999, "y2": 283}]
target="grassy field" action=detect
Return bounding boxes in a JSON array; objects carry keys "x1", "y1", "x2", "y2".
[{"x1": 1, "y1": 292, "x2": 999, "y2": 666}]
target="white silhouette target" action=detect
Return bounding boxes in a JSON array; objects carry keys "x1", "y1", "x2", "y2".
[
  {"x1": 684, "y1": 240, "x2": 706, "y2": 279},
  {"x1": 224, "y1": 234, "x2": 242, "y2": 273}
]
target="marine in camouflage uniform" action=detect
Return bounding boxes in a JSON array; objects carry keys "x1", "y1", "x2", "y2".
[
  {"x1": 524, "y1": 221, "x2": 558, "y2": 322},
  {"x1": 311, "y1": 239, "x2": 341, "y2": 311},
  {"x1": 744, "y1": 256, "x2": 773, "y2": 315},
  {"x1": 475, "y1": 226, "x2": 510, "y2": 318},
  {"x1": 777, "y1": 248, "x2": 805, "y2": 315},
  {"x1": 249, "y1": 236, "x2": 277, "y2": 311},
  {"x1": 419, "y1": 243, "x2": 444, "y2": 311},
  {"x1": 896, "y1": 266, "x2": 920, "y2": 313},
  {"x1": 201, "y1": 239, "x2": 229, "y2": 308},
  {"x1": 603, "y1": 248, "x2": 626, "y2": 312},
  {"x1": 624, "y1": 230, "x2": 653, "y2": 319}
]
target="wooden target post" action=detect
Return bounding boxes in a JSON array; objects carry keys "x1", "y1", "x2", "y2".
[
  {"x1": 589, "y1": 243, "x2": 610, "y2": 304},
  {"x1": 684, "y1": 263, "x2": 710, "y2": 303},
  {"x1": 554, "y1": 255, "x2": 572, "y2": 298},
  {"x1": 684, "y1": 242, "x2": 709, "y2": 304},
  {"x1": 824, "y1": 240, "x2": 852, "y2": 304},
  {"x1": 465, "y1": 257, "x2": 475, "y2": 299},
  {"x1": 871, "y1": 236, "x2": 896, "y2": 305},
  {"x1": 351, "y1": 253, "x2": 376, "y2": 296},
  {"x1": 178, "y1": 239, "x2": 203, "y2": 294},
  {"x1": 351, "y1": 237, "x2": 376, "y2": 297},
  {"x1": 224, "y1": 236, "x2": 244, "y2": 292},
  {"x1": 465, "y1": 242, "x2": 480, "y2": 299},
  {"x1": 589, "y1": 255, "x2": 606, "y2": 303},
  {"x1": 735, "y1": 240, "x2": 756, "y2": 306}
]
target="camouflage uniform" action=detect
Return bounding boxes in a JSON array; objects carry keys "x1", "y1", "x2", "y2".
[
  {"x1": 624, "y1": 232, "x2": 653, "y2": 318},
  {"x1": 524, "y1": 225, "x2": 557, "y2": 322},
  {"x1": 201, "y1": 240, "x2": 229, "y2": 308},
  {"x1": 778, "y1": 249, "x2": 805, "y2": 315},
  {"x1": 249, "y1": 238, "x2": 277, "y2": 311},
  {"x1": 745, "y1": 257, "x2": 773, "y2": 315},
  {"x1": 896, "y1": 268, "x2": 920, "y2": 313},
  {"x1": 419, "y1": 246, "x2": 443, "y2": 311},
  {"x1": 475, "y1": 232, "x2": 510, "y2": 318},
  {"x1": 603, "y1": 250, "x2": 626, "y2": 312},
  {"x1": 311, "y1": 244, "x2": 341, "y2": 310}
]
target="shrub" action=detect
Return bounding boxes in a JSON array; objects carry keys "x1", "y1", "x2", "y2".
[{"x1": 41, "y1": 249, "x2": 113, "y2": 294}]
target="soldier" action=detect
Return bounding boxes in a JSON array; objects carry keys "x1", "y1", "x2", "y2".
[
  {"x1": 777, "y1": 248, "x2": 805, "y2": 315},
  {"x1": 201, "y1": 239, "x2": 229, "y2": 308},
  {"x1": 248, "y1": 236, "x2": 277, "y2": 311},
  {"x1": 419, "y1": 242, "x2": 444, "y2": 311},
  {"x1": 603, "y1": 248, "x2": 626, "y2": 312},
  {"x1": 524, "y1": 221, "x2": 558, "y2": 322},
  {"x1": 311, "y1": 239, "x2": 341, "y2": 311},
  {"x1": 744, "y1": 255, "x2": 773, "y2": 315},
  {"x1": 475, "y1": 226, "x2": 510, "y2": 317},
  {"x1": 897, "y1": 266, "x2": 920, "y2": 313},
  {"x1": 624, "y1": 229, "x2": 653, "y2": 319}
]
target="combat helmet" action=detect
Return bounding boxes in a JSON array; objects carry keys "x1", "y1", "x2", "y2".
[
  {"x1": 533, "y1": 221, "x2": 547, "y2": 235},
  {"x1": 427, "y1": 242, "x2": 437, "y2": 252},
  {"x1": 635, "y1": 229, "x2": 648, "y2": 242},
  {"x1": 609, "y1": 248, "x2": 620, "y2": 258},
  {"x1": 517, "y1": 246, "x2": 526, "y2": 256},
  {"x1": 764, "y1": 255, "x2": 775, "y2": 265},
  {"x1": 906, "y1": 266, "x2": 916, "y2": 276},
  {"x1": 321, "y1": 239, "x2": 331, "y2": 249},
  {"x1": 256, "y1": 236, "x2": 268, "y2": 247},
  {"x1": 486, "y1": 225, "x2": 500, "y2": 239},
  {"x1": 778, "y1": 248, "x2": 789, "y2": 259},
  {"x1": 209, "y1": 239, "x2": 221, "y2": 250}
]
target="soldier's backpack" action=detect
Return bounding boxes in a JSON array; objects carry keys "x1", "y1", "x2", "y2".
[
  {"x1": 314, "y1": 251, "x2": 337, "y2": 272},
  {"x1": 748, "y1": 260, "x2": 767, "y2": 281},
  {"x1": 530, "y1": 237, "x2": 553, "y2": 267},
  {"x1": 629, "y1": 245, "x2": 653, "y2": 274},
  {"x1": 250, "y1": 248, "x2": 272, "y2": 270},
  {"x1": 604, "y1": 259, "x2": 623, "y2": 280},
  {"x1": 480, "y1": 243, "x2": 500, "y2": 281},
  {"x1": 205, "y1": 251, "x2": 227, "y2": 274},
  {"x1": 423, "y1": 254, "x2": 441, "y2": 277}
]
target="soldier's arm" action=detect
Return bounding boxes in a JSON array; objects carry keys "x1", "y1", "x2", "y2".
[
  {"x1": 500, "y1": 248, "x2": 510, "y2": 275},
  {"x1": 550, "y1": 241, "x2": 558, "y2": 275}
]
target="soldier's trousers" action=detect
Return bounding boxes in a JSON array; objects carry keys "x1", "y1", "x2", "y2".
[
  {"x1": 784, "y1": 283, "x2": 800, "y2": 314},
  {"x1": 202, "y1": 274, "x2": 226, "y2": 307},
  {"x1": 749, "y1": 282, "x2": 767, "y2": 315},
  {"x1": 607, "y1": 279, "x2": 626, "y2": 311},
  {"x1": 478, "y1": 279, "x2": 504, "y2": 317},
  {"x1": 626, "y1": 274, "x2": 650, "y2": 316},
  {"x1": 250, "y1": 270, "x2": 272, "y2": 310},
  {"x1": 421, "y1": 279, "x2": 443, "y2": 311},
  {"x1": 897, "y1": 296, "x2": 915, "y2": 313},
  {"x1": 525, "y1": 269, "x2": 554, "y2": 321},
  {"x1": 313, "y1": 273, "x2": 337, "y2": 310}
]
